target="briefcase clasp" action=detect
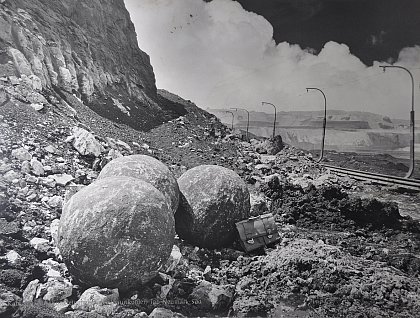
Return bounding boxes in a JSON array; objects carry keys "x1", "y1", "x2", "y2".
[{"x1": 247, "y1": 238, "x2": 255, "y2": 244}]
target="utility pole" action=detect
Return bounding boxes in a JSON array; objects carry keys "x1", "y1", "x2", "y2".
[
  {"x1": 380, "y1": 65, "x2": 415, "y2": 179},
  {"x1": 306, "y1": 87, "x2": 327, "y2": 162},
  {"x1": 261, "y1": 101, "x2": 277, "y2": 139},
  {"x1": 231, "y1": 107, "x2": 250, "y2": 141},
  {"x1": 225, "y1": 110, "x2": 234, "y2": 130}
]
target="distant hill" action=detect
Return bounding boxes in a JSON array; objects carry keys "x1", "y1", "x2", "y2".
[{"x1": 208, "y1": 109, "x2": 416, "y2": 131}]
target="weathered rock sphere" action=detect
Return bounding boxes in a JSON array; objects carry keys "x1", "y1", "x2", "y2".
[
  {"x1": 58, "y1": 177, "x2": 175, "y2": 291},
  {"x1": 175, "y1": 165, "x2": 250, "y2": 249},
  {"x1": 98, "y1": 155, "x2": 179, "y2": 214}
]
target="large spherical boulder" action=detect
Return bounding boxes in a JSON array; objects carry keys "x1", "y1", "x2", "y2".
[
  {"x1": 98, "y1": 155, "x2": 179, "y2": 214},
  {"x1": 175, "y1": 165, "x2": 250, "y2": 249},
  {"x1": 58, "y1": 177, "x2": 175, "y2": 291}
]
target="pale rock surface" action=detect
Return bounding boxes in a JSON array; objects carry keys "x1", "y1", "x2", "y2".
[
  {"x1": 70, "y1": 127, "x2": 104, "y2": 157},
  {"x1": 5, "y1": 250, "x2": 23, "y2": 265},
  {"x1": 190, "y1": 280, "x2": 234, "y2": 310},
  {"x1": 30, "y1": 158, "x2": 44, "y2": 176},
  {"x1": 149, "y1": 308, "x2": 186, "y2": 318},
  {"x1": 175, "y1": 165, "x2": 250, "y2": 248},
  {"x1": 29, "y1": 237, "x2": 50, "y2": 252},
  {"x1": 11, "y1": 147, "x2": 31, "y2": 161},
  {"x1": 98, "y1": 155, "x2": 179, "y2": 214},
  {"x1": 58, "y1": 177, "x2": 175, "y2": 290},
  {"x1": 52, "y1": 174, "x2": 74, "y2": 186},
  {"x1": 30, "y1": 103, "x2": 44, "y2": 111},
  {"x1": 72, "y1": 286, "x2": 119, "y2": 312}
]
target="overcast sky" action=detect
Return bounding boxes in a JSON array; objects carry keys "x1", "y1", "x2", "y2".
[{"x1": 124, "y1": 0, "x2": 420, "y2": 119}]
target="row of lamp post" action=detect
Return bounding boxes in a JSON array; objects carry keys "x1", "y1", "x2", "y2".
[
  {"x1": 224, "y1": 65, "x2": 415, "y2": 178},
  {"x1": 226, "y1": 104, "x2": 277, "y2": 141}
]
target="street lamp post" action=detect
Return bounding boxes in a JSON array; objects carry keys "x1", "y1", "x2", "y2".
[
  {"x1": 231, "y1": 107, "x2": 250, "y2": 141},
  {"x1": 262, "y1": 101, "x2": 277, "y2": 139},
  {"x1": 380, "y1": 65, "x2": 415, "y2": 179},
  {"x1": 225, "y1": 111, "x2": 235, "y2": 130},
  {"x1": 306, "y1": 87, "x2": 327, "y2": 162}
]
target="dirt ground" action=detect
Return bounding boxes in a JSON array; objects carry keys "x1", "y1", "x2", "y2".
[
  {"x1": 1, "y1": 95, "x2": 420, "y2": 318},
  {"x1": 322, "y1": 150, "x2": 420, "y2": 179}
]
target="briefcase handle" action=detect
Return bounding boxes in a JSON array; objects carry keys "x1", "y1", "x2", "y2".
[
  {"x1": 260, "y1": 217, "x2": 273, "y2": 238},
  {"x1": 242, "y1": 223, "x2": 256, "y2": 241}
]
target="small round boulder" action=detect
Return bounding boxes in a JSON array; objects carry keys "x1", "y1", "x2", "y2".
[
  {"x1": 98, "y1": 155, "x2": 179, "y2": 214},
  {"x1": 58, "y1": 177, "x2": 175, "y2": 291},
  {"x1": 175, "y1": 165, "x2": 250, "y2": 249}
]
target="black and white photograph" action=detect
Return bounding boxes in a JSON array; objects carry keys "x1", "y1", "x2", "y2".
[{"x1": 0, "y1": 0, "x2": 419, "y2": 317}]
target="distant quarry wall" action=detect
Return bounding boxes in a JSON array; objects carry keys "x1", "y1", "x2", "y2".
[{"x1": 244, "y1": 125, "x2": 420, "y2": 154}]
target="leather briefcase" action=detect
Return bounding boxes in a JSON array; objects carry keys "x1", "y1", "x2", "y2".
[{"x1": 235, "y1": 213, "x2": 281, "y2": 252}]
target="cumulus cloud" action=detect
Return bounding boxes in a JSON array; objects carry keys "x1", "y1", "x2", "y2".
[{"x1": 125, "y1": 0, "x2": 420, "y2": 119}]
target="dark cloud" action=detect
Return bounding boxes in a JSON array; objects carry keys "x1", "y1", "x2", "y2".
[
  {"x1": 232, "y1": 0, "x2": 420, "y2": 64},
  {"x1": 125, "y1": 0, "x2": 420, "y2": 119}
]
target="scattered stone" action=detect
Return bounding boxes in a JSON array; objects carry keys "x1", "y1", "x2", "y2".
[
  {"x1": 30, "y1": 158, "x2": 44, "y2": 176},
  {"x1": 39, "y1": 176, "x2": 55, "y2": 187},
  {"x1": 0, "y1": 218, "x2": 20, "y2": 236},
  {"x1": 47, "y1": 195, "x2": 63, "y2": 208},
  {"x1": 0, "y1": 163, "x2": 11, "y2": 174},
  {"x1": 23, "y1": 277, "x2": 72, "y2": 305},
  {"x1": 29, "y1": 237, "x2": 50, "y2": 253},
  {"x1": 98, "y1": 155, "x2": 180, "y2": 214},
  {"x1": 190, "y1": 280, "x2": 234, "y2": 310},
  {"x1": 6, "y1": 250, "x2": 23, "y2": 265},
  {"x1": 49, "y1": 219, "x2": 60, "y2": 244},
  {"x1": 0, "y1": 268, "x2": 21, "y2": 287},
  {"x1": 249, "y1": 192, "x2": 269, "y2": 216},
  {"x1": 2, "y1": 170, "x2": 20, "y2": 183},
  {"x1": 72, "y1": 286, "x2": 119, "y2": 312},
  {"x1": 30, "y1": 103, "x2": 44, "y2": 111},
  {"x1": 115, "y1": 139, "x2": 132, "y2": 152},
  {"x1": 149, "y1": 308, "x2": 185, "y2": 318},
  {"x1": 255, "y1": 163, "x2": 271, "y2": 171},
  {"x1": 21, "y1": 160, "x2": 31, "y2": 174},
  {"x1": 52, "y1": 174, "x2": 74, "y2": 186},
  {"x1": 108, "y1": 148, "x2": 123, "y2": 159},
  {"x1": 253, "y1": 136, "x2": 284, "y2": 155},
  {"x1": 259, "y1": 155, "x2": 277, "y2": 164},
  {"x1": 175, "y1": 165, "x2": 250, "y2": 249},
  {"x1": 0, "y1": 291, "x2": 21, "y2": 317},
  {"x1": 44, "y1": 145, "x2": 59, "y2": 154},
  {"x1": 26, "y1": 193, "x2": 38, "y2": 202},
  {"x1": 42, "y1": 278, "x2": 73, "y2": 302},
  {"x1": 11, "y1": 147, "x2": 32, "y2": 161},
  {"x1": 58, "y1": 177, "x2": 175, "y2": 290},
  {"x1": 70, "y1": 127, "x2": 105, "y2": 157},
  {"x1": 164, "y1": 245, "x2": 182, "y2": 273},
  {"x1": 40, "y1": 258, "x2": 64, "y2": 278},
  {"x1": 53, "y1": 300, "x2": 70, "y2": 313},
  {"x1": 22, "y1": 279, "x2": 41, "y2": 303},
  {"x1": 66, "y1": 311, "x2": 106, "y2": 318}
]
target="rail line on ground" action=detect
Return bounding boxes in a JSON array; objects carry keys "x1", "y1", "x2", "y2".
[{"x1": 321, "y1": 164, "x2": 420, "y2": 191}]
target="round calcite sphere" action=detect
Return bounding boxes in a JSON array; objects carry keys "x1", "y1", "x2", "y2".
[
  {"x1": 58, "y1": 177, "x2": 175, "y2": 291},
  {"x1": 175, "y1": 165, "x2": 250, "y2": 249},
  {"x1": 98, "y1": 155, "x2": 179, "y2": 214}
]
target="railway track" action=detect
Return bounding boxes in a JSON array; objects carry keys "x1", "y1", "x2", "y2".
[{"x1": 321, "y1": 164, "x2": 420, "y2": 191}]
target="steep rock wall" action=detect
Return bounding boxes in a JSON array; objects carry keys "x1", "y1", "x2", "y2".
[{"x1": 0, "y1": 0, "x2": 179, "y2": 130}]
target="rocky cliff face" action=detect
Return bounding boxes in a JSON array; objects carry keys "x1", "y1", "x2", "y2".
[{"x1": 0, "y1": 0, "x2": 180, "y2": 130}]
